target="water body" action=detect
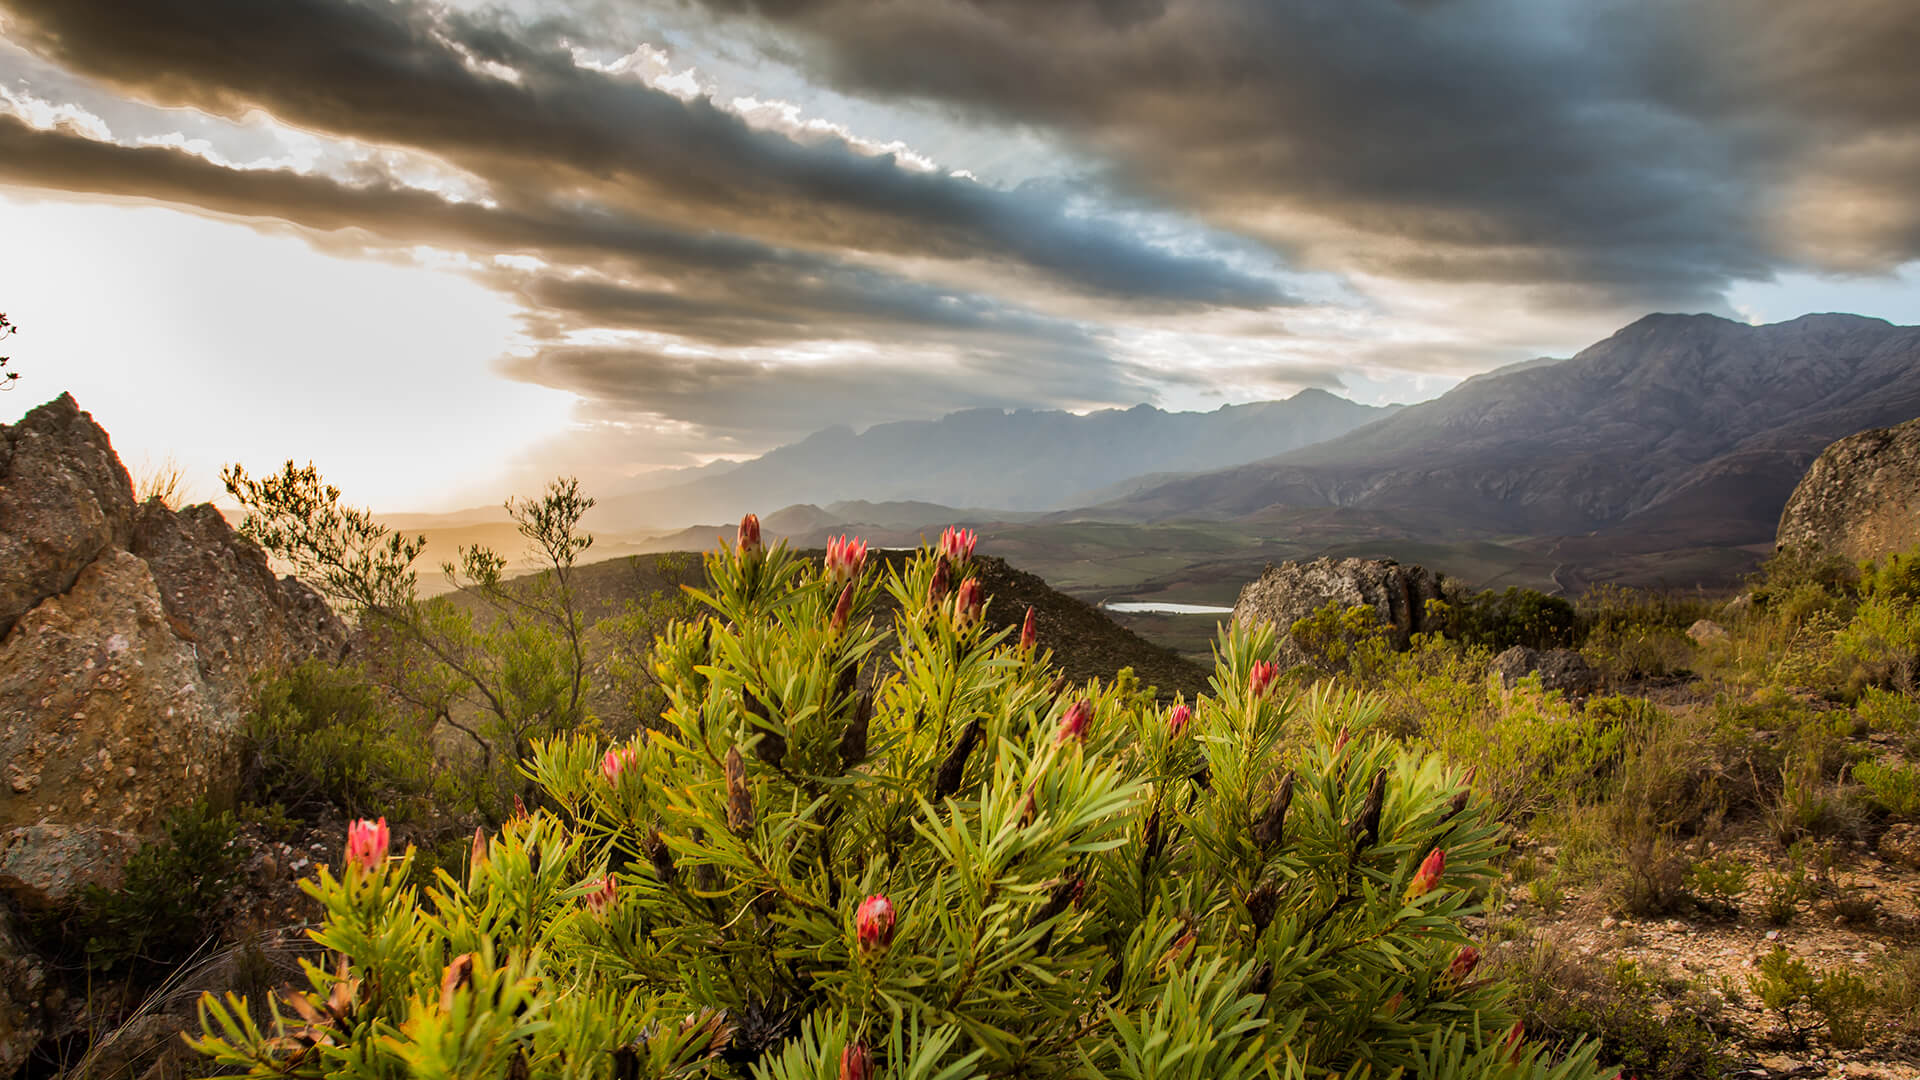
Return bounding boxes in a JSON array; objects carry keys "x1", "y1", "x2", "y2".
[{"x1": 1102, "y1": 601, "x2": 1235, "y2": 615}]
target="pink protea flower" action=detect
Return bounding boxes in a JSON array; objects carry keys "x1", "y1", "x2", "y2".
[
  {"x1": 1447, "y1": 944, "x2": 1480, "y2": 981},
  {"x1": 1406, "y1": 847, "x2": 1447, "y2": 901},
  {"x1": 585, "y1": 872, "x2": 618, "y2": 918},
  {"x1": 602, "y1": 745, "x2": 638, "y2": 787},
  {"x1": 1167, "y1": 703, "x2": 1192, "y2": 738},
  {"x1": 1057, "y1": 699, "x2": 1093, "y2": 744},
  {"x1": 954, "y1": 577, "x2": 984, "y2": 630},
  {"x1": 736, "y1": 513, "x2": 762, "y2": 555},
  {"x1": 344, "y1": 817, "x2": 388, "y2": 873},
  {"x1": 927, "y1": 556, "x2": 950, "y2": 605},
  {"x1": 1019, "y1": 606, "x2": 1037, "y2": 652},
  {"x1": 830, "y1": 581, "x2": 855, "y2": 633},
  {"x1": 824, "y1": 534, "x2": 868, "y2": 582},
  {"x1": 855, "y1": 894, "x2": 895, "y2": 952},
  {"x1": 1503, "y1": 1021, "x2": 1526, "y2": 1063},
  {"x1": 839, "y1": 1043, "x2": 872, "y2": 1080},
  {"x1": 1248, "y1": 660, "x2": 1279, "y2": 698},
  {"x1": 938, "y1": 525, "x2": 977, "y2": 565}
]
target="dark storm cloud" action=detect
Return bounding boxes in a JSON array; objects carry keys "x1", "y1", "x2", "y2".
[
  {"x1": 502, "y1": 340, "x2": 1147, "y2": 445},
  {"x1": 0, "y1": 115, "x2": 1106, "y2": 356},
  {"x1": 682, "y1": 0, "x2": 1920, "y2": 301},
  {"x1": 0, "y1": 0, "x2": 1286, "y2": 308}
]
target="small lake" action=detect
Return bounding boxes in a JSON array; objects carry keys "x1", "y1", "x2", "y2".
[{"x1": 1102, "y1": 601, "x2": 1235, "y2": 615}]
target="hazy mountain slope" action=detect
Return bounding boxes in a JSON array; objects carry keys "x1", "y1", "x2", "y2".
[
  {"x1": 1103, "y1": 313, "x2": 1920, "y2": 544},
  {"x1": 593, "y1": 390, "x2": 1395, "y2": 527}
]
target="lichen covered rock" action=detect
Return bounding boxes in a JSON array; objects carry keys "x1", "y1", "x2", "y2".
[
  {"x1": 1232, "y1": 556, "x2": 1443, "y2": 666},
  {"x1": 1776, "y1": 416, "x2": 1920, "y2": 563},
  {"x1": 0, "y1": 393, "x2": 137, "y2": 638}
]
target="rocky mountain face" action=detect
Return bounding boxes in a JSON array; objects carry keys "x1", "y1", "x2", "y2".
[
  {"x1": 1103, "y1": 314, "x2": 1920, "y2": 550},
  {"x1": 1776, "y1": 416, "x2": 1920, "y2": 563},
  {"x1": 0, "y1": 395, "x2": 346, "y2": 897},
  {"x1": 597, "y1": 389, "x2": 1395, "y2": 526}
]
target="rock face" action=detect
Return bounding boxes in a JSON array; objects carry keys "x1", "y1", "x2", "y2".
[
  {"x1": 0, "y1": 394, "x2": 348, "y2": 891},
  {"x1": 1232, "y1": 557, "x2": 1443, "y2": 667},
  {"x1": 1776, "y1": 416, "x2": 1920, "y2": 564},
  {"x1": 1490, "y1": 646, "x2": 1600, "y2": 697}
]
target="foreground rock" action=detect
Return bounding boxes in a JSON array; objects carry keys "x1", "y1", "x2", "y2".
[
  {"x1": 1232, "y1": 557, "x2": 1444, "y2": 667},
  {"x1": 0, "y1": 394, "x2": 348, "y2": 888},
  {"x1": 1776, "y1": 415, "x2": 1920, "y2": 563},
  {"x1": 1490, "y1": 645, "x2": 1600, "y2": 696}
]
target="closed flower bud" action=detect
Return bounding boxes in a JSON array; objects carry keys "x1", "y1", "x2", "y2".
[
  {"x1": 939, "y1": 525, "x2": 978, "y2": 565},
  {"x1": 345, "y1": 817, "x2": 388, "y2": 873},
  {"x1": 855, "y1": 894, "x2": 895, "y2": 952},
  {"x1": 927, "y1": 557, "x2": 950, "y2": 606},
  {"x1": 1057, "y1": 698, "x2": 1093, "y2": 744},
  {"x1": 839, "y1": 692, "x2": 872, "y2": 767},
  {"x1": 1249, "y1": 660, "x2": 1279, "y2": 698},
  {"x1": 1447, "y1": 944, "x2": 1480, "y2": 981},
  {"x1": 934, "y1": 719, "x2": 983, "y2": 799},
  {"x1": 830, "y1": 581, "x2": 856, "y2": 633},
  {"x1": 1018, "y1": 782, "x2": 1038, "y2": 826},
  {"x1": 1244, "y1": 879, "x2": 1280, "y2": 934},
  {"x1": 469, "y1": 826, "x2": 488, "y2": 875},
  {"x1": 1405, "y1": 847, "x2": 1446, "y2": 901},
  {"x1": 1504, "y1": 1021, "x2": 1526, "y2": 1063},
  {"x1": 585, "y1": 872, "x2": 618, "y2": 918},
  {"x1": 839, "y1": 1043, "x2": 872, "y2": 1080},
  {"x1": 1332, "y1": 728, "x2": 1351, "y2": 757},
  {"x1": 643, "y1": 828, "x2": 676, "y2": 883},
  {"x1": 439, "y1": 953, "x2": 475, "y2": 1013},
  {"x1": 1253, "y1": 771, "x2": 1294, "y2": 850},
  {"x1": 1020, "y1": 606, "x2": 1037, "y2": 652},
  {"x1": 954, "y1": 577, "x2": 984, "y2": 630},
  {"x1": 724, "y1": 747, "x2": 754, "y2": 836},
  {"x1": 1167, "y1": 703, "x2": 1191, "y2": 738},
  {"x1": 824, "y1": 534, "x2": 868, "y2": 582},
  {"x1": 737, "y1": 513, "x2": 762, "y2": 555},
  {"x1": 1157, "y1": 923, "x2": 1197, "y2": 975},
  {"x1": 1248, "y1": 960, "x2": 1273, "y2": 998},
  {"x1": 1350, "y1": 769, "x2": 1387, "y2": 850}
]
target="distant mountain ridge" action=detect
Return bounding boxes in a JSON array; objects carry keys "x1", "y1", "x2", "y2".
[
  {"x1": 593, "y1": 390, "x2": 1396, "y2": 527},
  {"x1": 1101, "y1": 313, "x2": 1920, "y2": 551}
]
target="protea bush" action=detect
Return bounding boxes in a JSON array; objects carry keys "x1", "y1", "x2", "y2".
[{"x1": 191, "y1": 527, "x2": 1608, "y2": 1079}]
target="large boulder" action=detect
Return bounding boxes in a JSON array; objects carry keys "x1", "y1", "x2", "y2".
[
  {"x1": 1232, "y1": 557, "x2": 1444, "y2": 667},
  {"x1": 1776, "y1": 416, "x2": 1920, "y2": 564},
  {"x1": 0, "y1": 394, "x2": 137, "y2": 638},
  {"x1": 0, "y1": 394, "x2": 348, "y2": 903},
  {"x1": 1490, "y1": 646, "x2": 1600, "y2": 697}
]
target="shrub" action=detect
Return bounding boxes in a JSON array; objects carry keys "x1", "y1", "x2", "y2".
[
  {"x1": 192, "y1": 534, "x2": 1607, "y2": 1080},
  {"x1": 54, "y1": 802, "x2": 244, "y2": 974},
  {"x1": 1499, "y1": 934, "x2": 1729, "y2": 1080},
  {"x1": 1286, "y1": 600, "x2": 1391, "y2": 676},
  {"x1": 1749, "y1": 946, "x2": 1875, "y2": 1048},
  {"x1": 1757, "y1": 866, "x2": 1809, "y2": 926},
  {"x1": 243, "y1": 660, "x2": 434, "y2": 821},
  {"x1": 1684, "y1": 855, "x2": 1751, "y2": 915},
  {"x1": 1854, "y1": 759, "x2": 1920, "y2": 821},
  {"x1": 1445, "y1": 587, "x2": 1578, "y2": 652}
]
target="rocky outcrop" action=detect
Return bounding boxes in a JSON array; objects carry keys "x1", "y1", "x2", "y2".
[
  {"x1": 1776, "y1": 416, "x2": 1920, "y2": 564},
  {"x1": 1232, "y1": 557, "x2": 1443, "y2": 667},
  {"x1": 1490, "y1": 646, "x2": 1600, "y2": 697},
  {"x1": 0, "y1": 394, "x2": 348, "y2": 890}
]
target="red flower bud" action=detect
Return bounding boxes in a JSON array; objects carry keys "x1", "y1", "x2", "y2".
[
  {"x1": 1447, "y1": 944, "x2": 1480, "y2": 981},
  {"x1": 954, "y1": 577, "x2": 984, "y2": 630},
  {"x1": 1167, "y1": 703, "x2": 1192, "y2": 738},
  {"x1": 1057, "y1": 698, "x2": 1093, "y2": 744},
  {"x1": 939, "y1": 525, "x2": 978, "y2": 565},
  {"x1": 585, "y1": 872, "x2": 618, "y2": 918},
  {"x1": 1332, "y1": 728, "x2": 1350, "y2": 756},
  {"x1": 345, "y1": 817, "x2": 388, "y2": 873},
  {"x1": 824, "y1": 534, "x2": 868, "y2": 582},
  {"x1": 839, "y1": 1043, "x2": 872, "y2": 1080},
  {"x1": 855, "y1": 894, "x2": 895, "y2": 952},
  {"x1": 602, "y1": 745, "x2": 638, "y2": 787},
  {"x1": 1504, "y1": 1021, "x2": 1526, "y2": 1063},
  {"x1": 830, "y1": 581, "x2": 855, "y2": 633},
  {"x1": 1019, "y1": 606, "x2": 1037, "y2": 652},
  {"x1": 1405, "y1": 847, "x2": 1446, "y2": 901},
  {"x1": 927, "y1": 557, "x2": 950, "y2": 605},
  {"x1": 1249, "y1": 660, "x2": 1279, "y2": 698},
  {"x1": 736, "y1": 513, "x2": 762, "y2": 555}
]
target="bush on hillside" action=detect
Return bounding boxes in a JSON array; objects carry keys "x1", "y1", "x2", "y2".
[
  {"x1": 242, "y1": 660, "x2": 435, "y2": 821},
  {"x1": 192, "y1": 530, "x2": 1608, "y2": 1080},
  {"x1": 1445, "y1": 587, "x2": 1578, "y2": 652}
]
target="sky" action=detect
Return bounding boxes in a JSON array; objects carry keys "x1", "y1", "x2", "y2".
[{"x1": 1, "y1": 0, "x2": 1918, "y2": 512}]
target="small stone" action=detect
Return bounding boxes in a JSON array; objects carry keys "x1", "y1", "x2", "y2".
[{"x1": 1765, "y1": 930, "x2": 1781, "y2": 941}]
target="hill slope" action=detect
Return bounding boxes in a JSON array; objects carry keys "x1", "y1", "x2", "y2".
[
  {"x1": 595, "y1": 390, "x2": 1395, "y2": 527},
  {"x1": 1102, "y1": 313, "x2": 1920, "y2": 549}
]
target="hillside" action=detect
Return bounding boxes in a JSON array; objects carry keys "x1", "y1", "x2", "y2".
[
  {"x1": 592, "y1": 390, "x2": 1395, "y2": 526},
  {"x1": 1101, "y1": 314, "x2": 1920, "y2": 551}
]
